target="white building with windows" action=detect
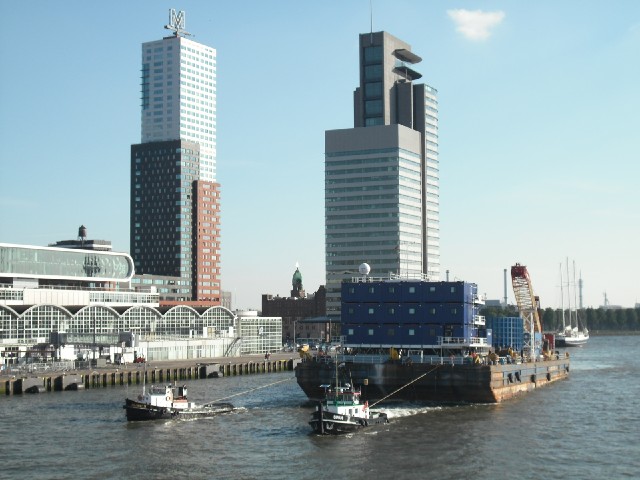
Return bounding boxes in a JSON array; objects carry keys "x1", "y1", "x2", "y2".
[{"x1": 141, "y1": 11, "x2": 217, "y2": 181}]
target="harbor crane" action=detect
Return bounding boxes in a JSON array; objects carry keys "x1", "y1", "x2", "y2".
[{"x1": 510, "y1": 263, "x2": 542, "y2": 358}]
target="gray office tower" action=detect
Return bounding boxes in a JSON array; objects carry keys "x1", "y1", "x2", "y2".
[
  {"x1": 325, "y1": 31, "x2": 440, "y2": 317},
  {"x1": 130, "y1": 11, "x2": 221, "y2": 306}
]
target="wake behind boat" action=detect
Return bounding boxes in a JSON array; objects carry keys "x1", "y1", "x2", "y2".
[
  {"x1": 309, "y1": 383, "x2": 389, "y2": 435},
  {"x1": 123, "y1": 383, "x2": 234, "y2": 421}
]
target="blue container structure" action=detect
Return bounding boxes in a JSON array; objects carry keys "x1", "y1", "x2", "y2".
[
  {"x1": 341, "y1": 279, "x2": 487, "y2": 352},
  {"x1": 486, "y1": 317, "x2": 524, "y2": 352}
]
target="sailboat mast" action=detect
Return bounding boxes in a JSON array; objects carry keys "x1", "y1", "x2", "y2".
[
  {"x1": 559, "y1": 263, "x2": 566, "y2": 330},
  {"x1": 573, "y1": 260, "x2": 580, "y2": 329},
  {"x1": 566, "y1": 258, "x2": 574, "y2": 329}
]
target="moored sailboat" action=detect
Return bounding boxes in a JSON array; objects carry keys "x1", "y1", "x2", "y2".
[{"x1": 556, "y1": 260, "x2": 589, "y2": 347}]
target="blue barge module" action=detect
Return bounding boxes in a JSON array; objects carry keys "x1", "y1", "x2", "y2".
[{"x1": 295, "y1": 274, "x2": 569, "y2": 404}]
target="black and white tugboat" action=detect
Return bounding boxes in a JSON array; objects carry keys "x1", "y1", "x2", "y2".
[
  {"x1": 309, "y1": 382, "x2": 389, "y2": 435},
  {"x1": 123, "y1": 383, "x2": 234, "y2": 421}
]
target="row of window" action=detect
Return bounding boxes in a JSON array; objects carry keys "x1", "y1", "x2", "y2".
[
  {"x1": 326, "y1": 202, "x2": 422, "y2": 214},
  {"x1": 327, "y1": 230, "x2": 421, "y2": 240},
  {"x1": 326, "y1": 147, "x2": 420, "y2": 159},
  {"x1": 326, "y1": 155, "x2": 421, "y2": 170},
  {"x1": 326, "y1": 220, "x2": 421, "y2": 231},
  {"x1": 327, "y1": 172, "x2": 422, "y2": 186}
]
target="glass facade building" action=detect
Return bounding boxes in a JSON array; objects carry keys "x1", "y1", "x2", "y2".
[
  {"x1": 325, "y1": 32, "x2": 440, "y2": 317},
  {"x1": 0, "y1": 243, "x2": 133, "y2": 282},
  {"x1": 0, "y1": 243, "x2": 277, "y2": 362}
]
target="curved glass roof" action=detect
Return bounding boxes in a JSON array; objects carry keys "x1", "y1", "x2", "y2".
[{"x1": 0, "y1": 243, "x2": 134, "y2": 281}]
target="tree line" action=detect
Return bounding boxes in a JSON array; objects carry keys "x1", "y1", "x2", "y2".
[{"x1": 480, "y1": 305, "x2": 640, "y2": 332}]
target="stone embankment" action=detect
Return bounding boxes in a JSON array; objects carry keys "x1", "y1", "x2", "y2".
[{"x1": 2, "y1": 353, "x2": 300, "y2": 396}]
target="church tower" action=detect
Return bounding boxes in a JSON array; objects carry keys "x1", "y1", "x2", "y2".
[{"x1": 291, "y1": 264, "x2": 306, "y2": 298}]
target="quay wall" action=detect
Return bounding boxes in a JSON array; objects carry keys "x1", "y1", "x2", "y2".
[{"x1": 2, "y1": 357, "x2": 298, "y2": 396}]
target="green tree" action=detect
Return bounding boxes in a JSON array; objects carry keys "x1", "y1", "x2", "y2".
[
  {"x1": 542, "y1": 308, "x2": 556, "y2": 331},
  {"x1": 585, "y1": 308, "x2": 597, "y2": 330},
  {"x1": 626, "y1": 309, "x2": 639, "y2": 330},
  {"x1": 596, "y1": 308, "x2": 609, "y2": 330}
]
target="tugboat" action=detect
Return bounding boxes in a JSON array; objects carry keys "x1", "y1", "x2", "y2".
[
  {"x1": 309, "y1": 383, "x2": 389, "y2": 435},
  {"x1": 123, "y1": 383, "x2": 234, "y2": 421}
]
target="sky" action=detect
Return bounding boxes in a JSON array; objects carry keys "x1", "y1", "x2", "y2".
[{"x1": 1, "y1": 1, "x2": 639, "y2": 310}]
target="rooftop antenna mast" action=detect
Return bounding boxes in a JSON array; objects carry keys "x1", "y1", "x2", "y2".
[
  {"x1": 370, "y1": 0, "x2": 374, "y2": 40},
  {"x1": 165, "y1": 9, "x2": 191, "y2": 37}
]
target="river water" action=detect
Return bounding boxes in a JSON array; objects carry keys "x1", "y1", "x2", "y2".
[{"x1": 1, "y1": 335, "x2": 638, "y2": 480}]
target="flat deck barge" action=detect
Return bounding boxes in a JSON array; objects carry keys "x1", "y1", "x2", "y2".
[{"x1": 296, "y1": 354, "x2": 569, "y2": 404}]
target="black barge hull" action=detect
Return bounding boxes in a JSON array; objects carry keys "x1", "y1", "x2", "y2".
[{"x1": 296, "y1": 358, "x2": 570, "y2": 404}]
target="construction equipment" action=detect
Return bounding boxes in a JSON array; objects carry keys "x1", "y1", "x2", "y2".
[{"x1": 511, "y1": 263, "x2": 543, "y2": 358}]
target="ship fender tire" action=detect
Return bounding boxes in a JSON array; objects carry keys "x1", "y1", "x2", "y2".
[
  {"x1": 325, "y1": 422, "x2": 334, "y2": 431},
  {"x1": 515, "y1": 371, "x2": 521, "y2": 382},
  {"x1": 359, "y1": 419, "x2": 368, "y2": 427},
  {"x1": 546, "y1": 373, "x2": 551, "y2": 381}
]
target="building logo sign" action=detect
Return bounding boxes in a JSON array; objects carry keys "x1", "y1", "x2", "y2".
[{"x1": 164, "y1": 9, "x2": 190, "y2": 37}]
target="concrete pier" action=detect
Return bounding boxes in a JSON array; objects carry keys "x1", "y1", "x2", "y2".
[
  {"x1": 2, "y1": 355, "x2": 299, "y2": 396},
  {"x1": 13, "y1": 377, "x2": 46, "y2": 394}
]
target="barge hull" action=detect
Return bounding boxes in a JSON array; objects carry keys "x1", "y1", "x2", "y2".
[{"x1": 295, "y1": 358, "x2": 569, "y2": 404}]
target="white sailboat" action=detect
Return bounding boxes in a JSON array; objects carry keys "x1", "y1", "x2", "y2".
[{"x1": 556, "y1": 260, "x2": 589, "y2": 347}]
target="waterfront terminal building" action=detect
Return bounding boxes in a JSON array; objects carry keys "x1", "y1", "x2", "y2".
[{"x1": 0, "y1": 243, "x2": 281, "y2": 366}]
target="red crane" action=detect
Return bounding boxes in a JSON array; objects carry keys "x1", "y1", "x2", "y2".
[{"x1": 511, "y1": 263, "x2": 542, "y2": 355}]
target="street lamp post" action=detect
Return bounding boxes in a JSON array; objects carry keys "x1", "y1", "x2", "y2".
[{"x1": 293, "y1": 320, "x2": 297, "y2": 348}]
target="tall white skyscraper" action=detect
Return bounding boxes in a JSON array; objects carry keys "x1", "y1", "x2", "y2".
[
  {"x1": 324, "y1": 31, "x2": 440, "y2": 316},
  {"x1": 131, "y1": 10, "x2": 221, "y2": 306},
  {"x1": 140, "y1": 10, "x2": 217, "y2": 181}
]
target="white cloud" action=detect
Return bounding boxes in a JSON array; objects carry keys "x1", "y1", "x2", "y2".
[{"x1": 448, "y1": 9, "x2": 505, "y2": 41}]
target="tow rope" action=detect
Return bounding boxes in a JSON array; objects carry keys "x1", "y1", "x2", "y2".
[{"x1": 369, "y1": 365, "x2": 441, "y2": 408}]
